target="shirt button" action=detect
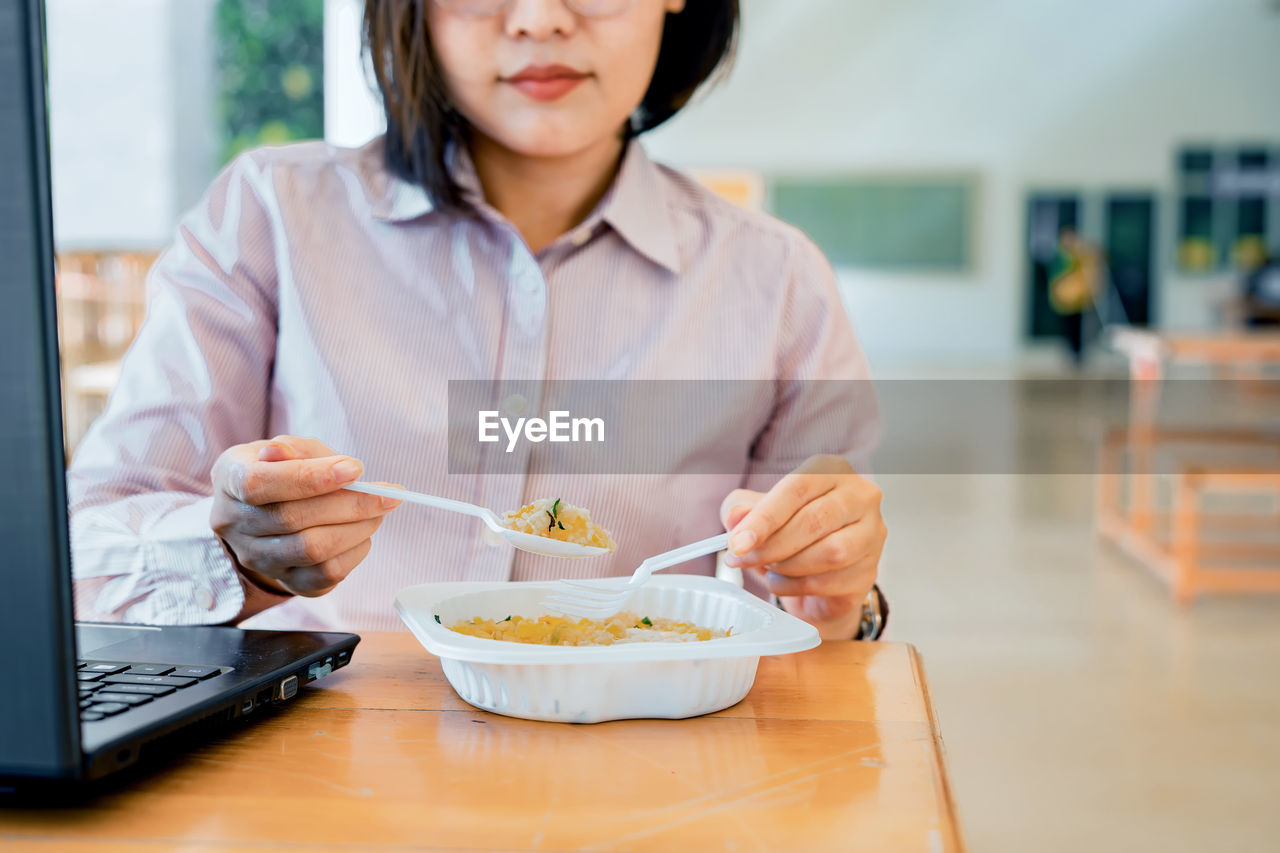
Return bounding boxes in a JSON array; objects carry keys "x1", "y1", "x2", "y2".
[
  {"x1": 194, "y1": 588, "x2": 215, "y2": 611},
  {"x1": 503, "y1": 393, "x2": 528, "y2": 416},
  {"x1": 519, "y1": 274, "x2": 540, "y2": 293},
  {"x1": 569, "y1": 227, "x2": 592, "y2": 247}
]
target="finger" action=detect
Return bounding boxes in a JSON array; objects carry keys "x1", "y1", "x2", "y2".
[
  {"x1": 258, "y1": 443, "x2": 292, "y2": 463},
  {"x1": 719, "y1": 489, "x2": 763, "y2": 531},
  {"x1": 726, "y1": 488, "x2": 855, "y2": 568},
  {"x1": 234, "y1": 516, "x2": 384, "y2": 578},
  {"x1": 725, "y1": 505, "x2": 751, "y2": 534},
  {"x1": 226, "y1": 455, "x2": 365, "y2": 505},
  {"x1": 278, "y1": 538, "x2": 374, "y2": 597},
  {"x1": 240, "y1": 488, "x2": 400, "y2": 536},
  {"x1": 727, "y1": 455, "x2": 847, "y2": 555},
  {"x1": 212, "y1": 440, "x2": 281, "y2": 490},
  {"x1": 769, "y1": 517, "x2": 887, "y2": 579},
  {"x1": 763, "y1": 552, "x2": 878, "y2": 598},
  {"x1": 258, "y1": 435, "x2": 338, "y2": 462}
]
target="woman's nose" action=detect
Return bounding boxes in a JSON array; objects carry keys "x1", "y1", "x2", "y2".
[{"x1": 503, "y1": 0, "x2": 579, "y2": 40}]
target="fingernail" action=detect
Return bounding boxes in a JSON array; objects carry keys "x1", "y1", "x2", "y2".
[
  {"x1": 723, "y1": 554, "x2": 743, "y2": 568},
  {"x1": 332, "y1": 459, "x2": 362, "y2": 483},
  {"x1": 730, "y1": 530, "x2": 757, "y2": 554},
  {"x1": 380, "y1": 496, "x2": 401, "y2": 509}
]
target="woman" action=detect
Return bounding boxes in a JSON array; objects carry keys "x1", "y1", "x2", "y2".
[{"x1": 69, "y1": 0, "x2": 886, "y2": 640}]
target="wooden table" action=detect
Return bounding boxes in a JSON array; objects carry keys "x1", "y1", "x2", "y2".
[{"x1": 0, "y1": 633, "x2": 962, "y2": 852}]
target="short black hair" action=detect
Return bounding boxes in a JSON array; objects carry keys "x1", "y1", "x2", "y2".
[{"x1": 364, "y1": 1, "x2": 739, "y2": 211}]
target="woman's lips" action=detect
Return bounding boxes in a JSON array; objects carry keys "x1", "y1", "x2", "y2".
[{"x1": 505, "y1": 65, "x2": 589, "y2": 102}]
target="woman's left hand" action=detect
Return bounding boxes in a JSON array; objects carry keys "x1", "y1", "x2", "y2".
[{"x1": 720, "y1": 455, "x2": 887, "y2": 640}]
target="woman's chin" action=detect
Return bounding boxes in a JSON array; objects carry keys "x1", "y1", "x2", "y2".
[{"x1": 479, "y1": 119, "x2": 624, "y2": 161}]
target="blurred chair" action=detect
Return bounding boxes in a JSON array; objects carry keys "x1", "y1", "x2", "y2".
[{"x1": 55, "y1": 250, "x2": 157, "y2": 454}]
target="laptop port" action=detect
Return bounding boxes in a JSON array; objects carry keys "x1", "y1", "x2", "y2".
[
  {"x1": 306, "y1": 660, "x2": 333, "y2": 682},
  {"x1": 256, "y1": 688, "x2": 271, "y2": 706},
  {"x1": 277, "y1": 675, "x2": 298, "y2": 701},
  {"x1": 241, "y1": 699, "x2": 254, "y2": 715}
]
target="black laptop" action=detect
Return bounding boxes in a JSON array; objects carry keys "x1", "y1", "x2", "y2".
[{"x1": 0, "y1": 0, "x2": 358, "y2": 784}]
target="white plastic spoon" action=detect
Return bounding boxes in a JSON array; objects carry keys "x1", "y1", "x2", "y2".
[{"x1": 345, "y1": 481, "x2": 609, "y2": 559}]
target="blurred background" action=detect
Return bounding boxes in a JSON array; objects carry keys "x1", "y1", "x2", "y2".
[{"x1": 46, "y1": 0, "x2": 1280, "y2": 850}]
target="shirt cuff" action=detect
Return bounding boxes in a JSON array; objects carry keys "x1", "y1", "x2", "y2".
[
  {"x1": 141, "y1": 496, "x2": 249, "y2": 623},
  {"x1": 75, "y1": 495, "x2": 282, "y2": 625}
]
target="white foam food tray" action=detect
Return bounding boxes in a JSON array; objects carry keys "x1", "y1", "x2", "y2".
[{"x1": 395, "y1": 574, "x2": 820, "y2": 723}]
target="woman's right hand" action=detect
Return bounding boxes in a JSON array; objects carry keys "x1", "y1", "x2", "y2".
[{"x1": 210, "y1": 435, "x2": 401, "y2": 597}]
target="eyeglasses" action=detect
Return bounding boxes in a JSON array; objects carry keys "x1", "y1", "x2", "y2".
[{"x1": 434, "y1": 0, "x2": 636, "y2": 18}]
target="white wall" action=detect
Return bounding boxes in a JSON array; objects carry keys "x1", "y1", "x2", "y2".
[
  {"x1": 643, "y1": 0, "x2": 1280, "y2": 366},
  {"x1": 324, "y1": 0, "x2": 385, "y2": 148},
  {"x1": 169, "y1": 0, "x2": 219, "y2": 218},
  {"x1": 47, "y1": 0, "x2": 217, "y2": 250}
]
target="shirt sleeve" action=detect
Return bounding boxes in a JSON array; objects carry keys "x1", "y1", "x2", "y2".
[
  {"x1": 67, "y1": 152, "x2": 290, "y2": 625},
  {"x1": 742, "y1": 229, "x2": 880, "y2": 493}
]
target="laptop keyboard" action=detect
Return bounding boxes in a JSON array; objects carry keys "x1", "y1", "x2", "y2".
[{"x1": 76, "y1": 660, "x2": 224, "y2": 722}]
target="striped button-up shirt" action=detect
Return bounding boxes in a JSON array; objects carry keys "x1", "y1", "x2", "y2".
[{"x1": 68, "y1": 136, "x2": 872, "y2": 631}]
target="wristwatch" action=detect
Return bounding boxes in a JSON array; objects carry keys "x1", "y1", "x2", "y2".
[{"x1": 854, "y1": 584, "x2": 888, "y2": 641}]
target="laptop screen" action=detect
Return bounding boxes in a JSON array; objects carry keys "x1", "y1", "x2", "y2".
[{"x1": 0, "y1": 0, "x2": 81, "y2": 779}]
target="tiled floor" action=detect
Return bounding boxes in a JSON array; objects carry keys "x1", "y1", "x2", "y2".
[{"x1": 881, "y1": 473, "x2": 1280, "y2": 852}]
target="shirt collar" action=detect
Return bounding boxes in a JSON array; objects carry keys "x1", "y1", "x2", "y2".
[
  {"x1": 366, "y1": 136, "x2": 682, "y2": 275},
  {"x1": 597, "y1": 141, "x2": 682, "y2": 274},
  {"x1": 365, "y1": 135, "x2": 440, "y2": 222}
]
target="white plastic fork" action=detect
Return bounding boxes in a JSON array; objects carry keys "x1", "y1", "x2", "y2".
[
  {"x1": 539, "y1": 532, "x2": 732, "y2": 618},
  {"x1": 345, "y1": 481, "x2": 610, "y2": 560}
]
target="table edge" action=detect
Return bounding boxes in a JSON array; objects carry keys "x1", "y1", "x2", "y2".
[{"x1": 906, "y1": 643, "x2": 968, "y2": 853}]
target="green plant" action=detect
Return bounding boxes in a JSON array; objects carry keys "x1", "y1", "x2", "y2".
[{"x1": 215, "y1": 0, "x2": 325, "y2": 165}]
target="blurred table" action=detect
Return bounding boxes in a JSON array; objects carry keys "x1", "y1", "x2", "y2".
[
  {"x1": 0, "y1": 633, "x2": 963, "y2": 852},
  {"x1": 1101, "y1": 328, "x2": 1280, "y2": 601},
  {"x1": 1108, "y1": 327, "x2": 1280, "y2": 380}
]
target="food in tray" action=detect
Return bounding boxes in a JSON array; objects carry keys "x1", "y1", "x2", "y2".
[
  {"x1": 447, "y1": 611, "x2": 729, "y2": 645},
  {"x1": 501, "y1": 497, "x2": 617, "y2": 552}
]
